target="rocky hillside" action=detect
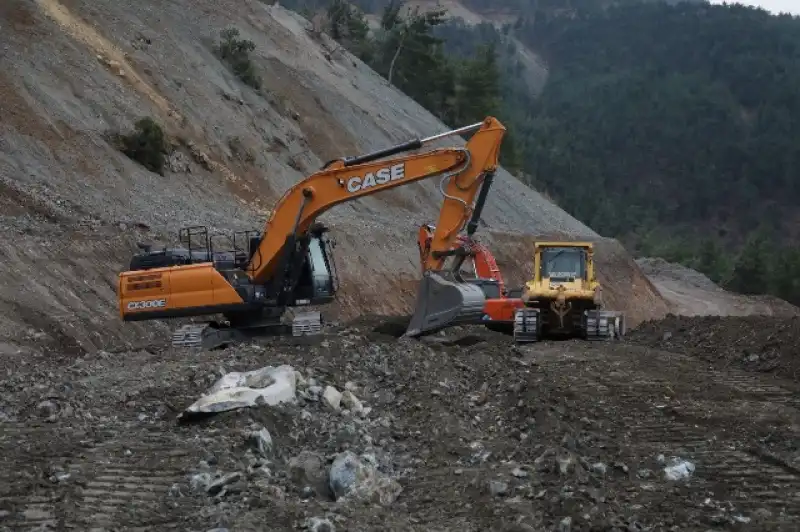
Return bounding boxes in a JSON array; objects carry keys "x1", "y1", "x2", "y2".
[
  {"x1": 0, "y1": 0, "x2": 672, "y2": 355},
  {"x1": 636, "y1": 258, "x2": 800, "y2": 318}
]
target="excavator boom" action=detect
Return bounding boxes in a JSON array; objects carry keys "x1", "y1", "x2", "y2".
[{"x1": 246, "y1": 118, "x2": 505, "y2": 282}]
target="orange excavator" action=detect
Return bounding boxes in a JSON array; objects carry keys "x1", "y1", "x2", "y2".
[
  {"x1": 117, "y1": 117, "x2": 506, "y2": 349},
  {"x1": 417, "y1": 225, "x2": 523, "y2": 333}
]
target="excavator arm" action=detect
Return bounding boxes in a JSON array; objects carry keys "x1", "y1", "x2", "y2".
[
  {"x1": 417, "y1": 226, "x2": 507, "y2": 296},
  {"x1": 246, "y1": 116, "x2": 506, "y2": 283}
]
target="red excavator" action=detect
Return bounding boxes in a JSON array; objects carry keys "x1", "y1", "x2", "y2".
[{"x1": 417, "y1": 224, "x2": 523, "y2": 333}]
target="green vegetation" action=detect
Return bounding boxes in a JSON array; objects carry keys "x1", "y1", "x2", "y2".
[
  {"x1": 455, "y1": 0, "x2": 705, "y2": 16},
  {"x1": 214, "y1": 27, "x2": 261, "y2": 89},
  {"x1": 503, "y1": 1, "x2": 800, "y2": 303},
  {"x1": 325, "y1": 1, "x2": 504, "y2": 123},
  {"x1": 117, "y1": 117, "x2": 170, "y2": 175},
  {"x1": 303, "y1": 0, "x2": 521, "y2": 169}
]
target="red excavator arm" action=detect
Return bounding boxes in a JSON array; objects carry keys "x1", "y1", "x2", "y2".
[
  {"x1": 416, "y1": 223, "x2": 524, "y2": 332},
  {"x1": 417, "y1": 225, "x2": 507, "y2": 295}
]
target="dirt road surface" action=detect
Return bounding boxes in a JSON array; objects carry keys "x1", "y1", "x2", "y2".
[
  {"x1": 2, "y1": 316, "x2": 800, "y2": 531},
  {"x1": 636, "y1": 258, "x2": 799, "y2": 318}
]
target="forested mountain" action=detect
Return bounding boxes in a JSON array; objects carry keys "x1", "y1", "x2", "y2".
[
  {"x1": 455, "y1": 0, "x2": 705, "y2": 18},
  {"x1": 277, "y1": 0, "x2": 800, "y2": 305},
  {"x1": 505, "y1": 1, "x2": 800, "y2": 304}
]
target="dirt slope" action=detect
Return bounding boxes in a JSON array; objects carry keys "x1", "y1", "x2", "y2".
[
  {"x1": 0, "y1": 0, "x2": 669, "y2": 354},
  {"x1": 629, "y1": 314, "x2": 800, "y2": 380},
  {"x1": 637, "y1": 258, "x2": 800, "y2": 318}
]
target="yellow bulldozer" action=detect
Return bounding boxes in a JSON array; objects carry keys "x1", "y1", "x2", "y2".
[{"x1": 512, "y1": 241, "x2": 626, "y2": 342}]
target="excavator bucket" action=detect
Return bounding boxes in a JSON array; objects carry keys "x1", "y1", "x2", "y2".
[{"x1": 405, "y1": 271, "x2": 487, "y2": 337}]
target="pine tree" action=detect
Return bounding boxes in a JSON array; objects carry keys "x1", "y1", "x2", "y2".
[
  {"x1": 326, "y1": 0, "x2": 372, "y2": 61},
  {"x1": 453, "y1": 43, "x2": 501, "y2": 125},
  {"x1": 725, "y1": 232, "x2": 770, "y2": 295},
  {"x1": 770, "y1": 247, "x2": 800, "y2": 305},
  {"x1": 372, "y1": 2, "x2": 452, "y2": 117}
]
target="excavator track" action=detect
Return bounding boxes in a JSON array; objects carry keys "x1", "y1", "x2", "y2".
[
  {"x1": 171, "y1": 324, "x2": 207, "y2": 349},
  {"x1": 170, "y1": 311, "x2": 324, "y2": 350},
  {"x1": 170, "y1": 324, "x2": 246, "y2": 351}
]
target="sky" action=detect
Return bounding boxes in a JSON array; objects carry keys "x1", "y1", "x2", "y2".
[{"x1": 708, "y1": 0, "x2": 800, "y2": 15}]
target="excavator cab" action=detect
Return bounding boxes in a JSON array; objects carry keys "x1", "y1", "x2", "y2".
[{"x1": 287, "y1": 229, "x2": 338, "y2": 305}]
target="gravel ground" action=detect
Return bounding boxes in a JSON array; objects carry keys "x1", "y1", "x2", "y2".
[
  {"x1": 635, "y1": 258, "x2": 724, "y2": 293},
  {"x1": 636, "y1": 258, "x2": 799, "y2": 318},
  {"x1": 2, "y1": 316, "x2": 800, "y2": 531}
]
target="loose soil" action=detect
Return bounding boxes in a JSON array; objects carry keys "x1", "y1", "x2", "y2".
[
  {"x1": 628, "y1": 314, "x2": 800, "y2": 381},
  {"x1": 2, "y1": 315, "x2": 800, "y2": 531}
]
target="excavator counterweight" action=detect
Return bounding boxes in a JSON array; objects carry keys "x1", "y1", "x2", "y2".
[{"x1": 118, "y1": 117, "x2": 507, "y2": 347}]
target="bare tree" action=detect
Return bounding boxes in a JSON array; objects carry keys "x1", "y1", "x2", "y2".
[{"x1": 387, "y1": 27, "x2": 408, "y2": 85}]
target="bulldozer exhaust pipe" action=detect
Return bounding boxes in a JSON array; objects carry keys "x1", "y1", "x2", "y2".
[{"x1": 404, "y1": 271, "x2": 487, "y2": 337}]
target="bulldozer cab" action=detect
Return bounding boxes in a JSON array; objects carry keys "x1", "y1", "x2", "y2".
[{"x1": 533, "y1": 242, "x2": 596, "y2": 287}]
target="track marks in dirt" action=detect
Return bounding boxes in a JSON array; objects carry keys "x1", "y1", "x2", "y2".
[
  {"x1": 0, "y1": 422, "x2": 86, "y2": 530},
  {"x1": 0, "y1": 425, "x2": 208, "y2": 530},
  {"x1": 567, "y1": 344, "x2": 800, "y2": 524},
  {"x1": 77, "y1": 456, "x2": 194, "y2": 528}
]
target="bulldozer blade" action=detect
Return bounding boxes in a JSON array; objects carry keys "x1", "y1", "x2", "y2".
[{"x1": 404, "y1": 271, "x2": 487, "y2": 337}]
